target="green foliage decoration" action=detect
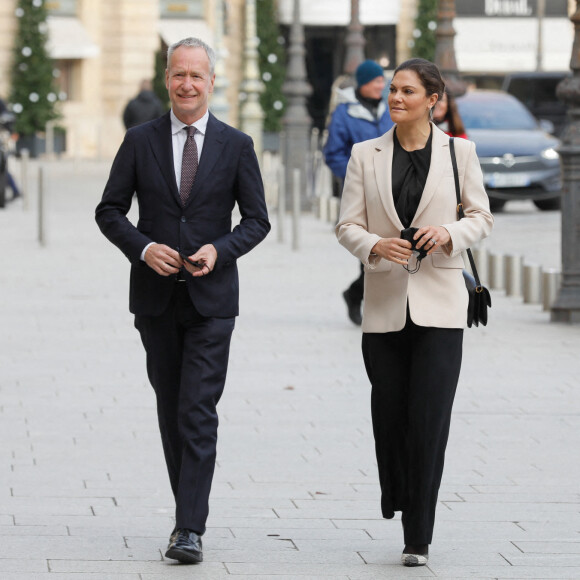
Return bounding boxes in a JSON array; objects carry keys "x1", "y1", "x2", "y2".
[
  {"x1": 10, "y1": 0, "x2": 60, "y2": 136},
  {"x1": 411, "y1": 0, "x2": 438, "y2": 62},
  {"x1": 153, "y1": 49, "x2": 170, "y2": 111},
  {"x1": 256, "y1": 0, "x2": 286, "y2": 132}
]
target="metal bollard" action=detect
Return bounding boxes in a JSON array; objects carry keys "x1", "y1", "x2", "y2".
[
  {"x1": 472, "y1": 247, "x2": 489, "y2": 285},
  {"x1": 38, "y1": 165, "x2": 47, "y2": 246},
  {"x1": 488, "y1": 253, "x2": 505, "y2": 291},
  {"x1": 292, "y1": 168, "x2": 300, "y2": 251},
  {"x1": 523, "y1": 264, "x2": 542, "y2": 304},
  {"x1": 542, "y1": 269, "x2": 561, "y2": 311},
  {"x1": 20, "y1": 148, "x2": 29, "y2": 211},
  {"x1": 45, "y1": 121, "x2": 54, "y2": 159},
  {"x1": 505, "y1": 254, "x2": 523, "y2": 297},
  {"x1": 328, "y1": 197, "x2": 339, "y2": 224},
  {"x1": 277, "y1": 164, "x2": 285, "y2": 243},
  {"x1": 319, "y1": 196, "x2": 328, "y2": 222}
]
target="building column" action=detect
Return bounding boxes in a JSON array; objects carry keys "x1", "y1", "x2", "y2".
[
  {"x1": 239, "y1": 0, "x2": 264, "y2": 160},
  {"x1": 211, "y1": 0, "x2": 230, "y2": 124}
]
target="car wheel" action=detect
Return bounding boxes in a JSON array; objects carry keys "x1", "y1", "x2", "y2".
[
  {"x1": 533, "y1": 197, "x2": 560, "y2": 211},
  {"x1": 489, "y1": 198, "x2": 506, "y2": 212}
]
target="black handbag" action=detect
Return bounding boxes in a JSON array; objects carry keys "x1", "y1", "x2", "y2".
[{"x1": 450, "y1": 137, "x2": 491, "y2": 328}]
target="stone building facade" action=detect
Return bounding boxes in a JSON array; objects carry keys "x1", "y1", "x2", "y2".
[
  {"x1": 0, "y1": 0, "x2": 574, "y2": 160},
  {"x1": 0, "y1": 0, "x2": 248, "y2": 159},
  {"x1": 0, "y1": 0, "x2": 420, "y2": 159}
]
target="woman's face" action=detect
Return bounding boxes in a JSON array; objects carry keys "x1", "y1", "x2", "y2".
[
  {"x1": 388, "y1": 69, "x2": 438, "y2": 126},
  {"x1": 433, "y1": 92, "x2": 448, "y2": 123}
]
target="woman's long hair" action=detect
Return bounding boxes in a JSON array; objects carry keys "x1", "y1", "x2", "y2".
[{"x1": 440, "y1": 90, "x2": 466, "y2": 137}]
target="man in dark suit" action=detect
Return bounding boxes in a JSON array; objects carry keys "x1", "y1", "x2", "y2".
[{"x1": 95, "y1": 37, "x2": 270, "y2": 564}]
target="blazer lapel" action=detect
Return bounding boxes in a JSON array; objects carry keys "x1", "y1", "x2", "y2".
[
  {"x1": 148, "y1": 112, "x2": 179, "y2": 201},
  {"x1": 185, "y1": 113, "x2": 226, "y2": 206},
  {"x1": 372, "y1": 128, "x2": 405, "y2": 231},
  {"x1": 412, "y1": 124, "x2": 449, "y2": 224}
]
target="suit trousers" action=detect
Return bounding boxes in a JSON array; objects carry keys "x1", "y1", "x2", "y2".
[
  {"x1": 362, "y1": 313, "x2": 463, "y2": 545},
  {"x1": 134, "y1": 283, "x2": 235, "y2": 534}
]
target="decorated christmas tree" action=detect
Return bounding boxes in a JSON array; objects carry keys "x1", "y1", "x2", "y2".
[
  {"x1": 9, "y1": 0, "x2": 59, "y2": 137},
  {"x1": 411, "y1": 0, "x2": 438, "y2": 62},
  {"x1": 256, "y1": 0, "x2": 286, "y2": 133}
]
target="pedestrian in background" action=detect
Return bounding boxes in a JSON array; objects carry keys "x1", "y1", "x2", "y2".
[
  {"x1": 96, "y1": 37, "x2": 270, "y2": 564},
  {"x1": 122, "y1": 79, "x2": 165, "y2": 130},
  {"x1": 336, "y1": 58, "x2": 493, "y2": 567},
  {"x1": 323, "y1": 60, "x2": 394, "y2": 326},
  {"x1": 432, "y1": 89, "x2": 467, "y2": 139},
  {"x1": 0, "y1": 97, "x2": 21, "y2": 201}
]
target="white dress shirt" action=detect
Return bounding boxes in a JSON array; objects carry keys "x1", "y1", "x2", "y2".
[
  {"x1": 170, "y1": 108, "x2": 209, "y2": 189},
  {"x1": 140, "y1": 109, "x2": 210, "y2": 261}
]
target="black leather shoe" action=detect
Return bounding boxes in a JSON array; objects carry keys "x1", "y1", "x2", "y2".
[
  {"x1": 165, "y1": 529, "x2": 203, "y2": 564},
  {"x1": 343, "y1": 290, "x2": 362, "y2": 325},
  {"x1": 167, "y1": 527, "x2": 178, "y2": 550}
]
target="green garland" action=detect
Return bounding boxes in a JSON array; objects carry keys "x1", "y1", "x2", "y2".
[
  {"x1": 411, "y1": 0, "x2": 438, "y2": 62},
  {"x1": 256, "y1": 0, "x2": 286, "y2": 132}
]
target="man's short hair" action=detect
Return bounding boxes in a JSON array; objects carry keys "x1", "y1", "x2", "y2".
[{"x1": 167, "y1": 37, "x2": 216, "y2": 76}]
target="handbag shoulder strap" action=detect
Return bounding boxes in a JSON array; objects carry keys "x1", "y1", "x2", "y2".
[{"x1": 449, "y1": 137, "x2": 483, "y2": 289}]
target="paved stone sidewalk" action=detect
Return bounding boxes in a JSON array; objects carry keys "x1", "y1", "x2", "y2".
[{"x1": 0, "y1": 160, "x2": 579, "y2": 579}]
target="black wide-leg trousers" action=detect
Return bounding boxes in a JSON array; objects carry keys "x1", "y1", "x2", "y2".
[
  {"x1": 362, "y1": 314, "x2": 463, "y2": 545},
  {"x1": 134, "y1": 283, "x2": 235, "y2": 535}
]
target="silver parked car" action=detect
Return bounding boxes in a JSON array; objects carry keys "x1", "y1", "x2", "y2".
[{"x1": 455, "y1": 90, "x2": 562, "y2": 211}]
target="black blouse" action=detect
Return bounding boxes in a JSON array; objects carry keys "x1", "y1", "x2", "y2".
[{"x1": 392, "y1": 127, "x2": 433, "y2": 228}]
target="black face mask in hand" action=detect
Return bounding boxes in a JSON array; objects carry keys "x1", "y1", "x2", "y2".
[{"x1": 400, "y1": 227, "x2": 428, "y2": 273}]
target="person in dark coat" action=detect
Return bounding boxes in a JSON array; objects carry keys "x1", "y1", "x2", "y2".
[
  {"x1": 96, "y1": 37, "x2": 270, "y2": 564},
  {"x1": 0, "y1": 97, "x2": 21, "y2": 201},
  {"x1": 323, "y1": 60, "x2": 394, "y2": 325},
  {"x1": 122, "y1": 79, "x2": 166, "y2": 129}
]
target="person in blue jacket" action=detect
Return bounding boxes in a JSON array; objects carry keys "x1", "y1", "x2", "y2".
[{"x1": 323, "y1": 60, "x2": 393, "y2": 325}]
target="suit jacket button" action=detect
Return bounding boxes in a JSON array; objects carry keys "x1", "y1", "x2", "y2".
[{"x1": 180, "y1": 216, "x2": 187, "y2": 223}]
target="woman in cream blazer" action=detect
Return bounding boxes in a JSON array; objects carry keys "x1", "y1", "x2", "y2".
[{"x1": 336, "y1": 59, "x2": 493, "y2": 567}]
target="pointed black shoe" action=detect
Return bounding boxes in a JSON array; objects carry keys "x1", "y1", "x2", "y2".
[
  {"x1": 165, "y1": 529, "x2": 203, "y2": 564},
  {"x1": 342, "y1": 290, "x2": 362, "y2": 325}
]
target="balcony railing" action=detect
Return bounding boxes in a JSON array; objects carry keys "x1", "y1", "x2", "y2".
[
  {"x1": 46, "y1": 0, "x2": 77, "y2": 17},
  {"x1": 160, "y1": 0, "x2": 203, "y2": 19}
]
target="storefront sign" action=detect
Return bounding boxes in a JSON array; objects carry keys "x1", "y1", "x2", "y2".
[{"x1": 456, "y1": 0, "x2": 568, "y2": 17}]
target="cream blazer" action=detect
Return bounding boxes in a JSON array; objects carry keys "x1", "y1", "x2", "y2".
[{"x1": 336, "y1": 123, "x2": 494, "y2": 332}]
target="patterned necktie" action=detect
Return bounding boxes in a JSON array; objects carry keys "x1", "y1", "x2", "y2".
[{"x1": 179, "y1": 125, "x2": 198, "y2": 206}]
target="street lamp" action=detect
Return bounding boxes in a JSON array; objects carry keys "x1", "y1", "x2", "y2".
[
  {"x1": 552, "y1": 2, "x2": 580, "y2": 323},
  {"x1": 434, "y1": 0, "x2": 466, "y2": 97},
  {"x1": 343, "y1": 0, "x2": 365, "y2": 75},
  {"x1": 282, "y1": 0, "x2": 312, "y2": 209}
]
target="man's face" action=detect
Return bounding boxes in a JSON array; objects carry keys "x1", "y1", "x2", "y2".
[
  {"x1": 165, "y1": 46, "x2": 215, "y2": 124},
  {"x1": 359, "y1": 75, "x2": 386, "y2": 100}
]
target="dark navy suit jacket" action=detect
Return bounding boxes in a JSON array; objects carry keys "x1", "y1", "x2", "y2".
[{"x1": 95, "y1": 111, "x2": 270, "y2": 317}]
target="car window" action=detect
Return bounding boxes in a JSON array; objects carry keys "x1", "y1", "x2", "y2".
[
  {"x1": 457, "y1": 96, "x2": 538, "y2": 130},
  {"x1": 508, "y1": 77, "x2": 562, "y2": 108}
]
